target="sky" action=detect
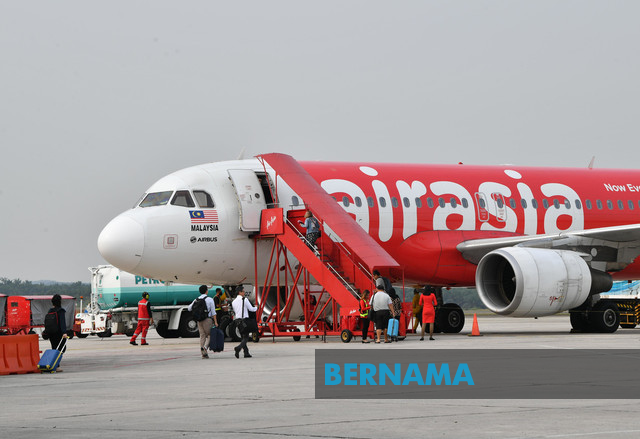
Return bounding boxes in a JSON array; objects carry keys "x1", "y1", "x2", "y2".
[{"x1": 1, "y1": 1, "x2": 639, "y2": 282}]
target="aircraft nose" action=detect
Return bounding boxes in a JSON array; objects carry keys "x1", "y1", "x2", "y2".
[{"x1": 98, "y1": 215, "x2": 144, "y2": 272}]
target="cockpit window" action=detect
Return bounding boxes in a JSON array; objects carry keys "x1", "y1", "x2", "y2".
[
  {"x1": 171, "y1": 190, "x2": 195, "y2": 208},
  {"x1": 194, "y1": 190, "x2": 215, "y2": 208},
  {"x1": 139, "y1": 191, "x2": 173, "y2": 207}
]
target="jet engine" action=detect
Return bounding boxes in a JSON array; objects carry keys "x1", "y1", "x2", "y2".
[{"x1": 476, "y1": 247, "x2": 612, "y2": 317}]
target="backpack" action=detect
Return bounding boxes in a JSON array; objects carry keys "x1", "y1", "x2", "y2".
[
  {"x1": 191, "y1": 297, "x2": 208, "y2": 322},
  {"x1": 312, "y1": 218, "x2": 321, "y2": 236},
  {"x1": 44, "y1": 309, "x2": 60, "y2": 335}
]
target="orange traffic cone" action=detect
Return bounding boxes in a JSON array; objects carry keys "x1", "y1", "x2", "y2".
[{"x1": 468, "y1": 313, "x2": 483, "y2": 336}]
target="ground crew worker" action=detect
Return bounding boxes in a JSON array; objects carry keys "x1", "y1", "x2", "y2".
[
  {"x1": 130, "y1": 292, "x2": 153, "y2": 346},
  {"x1": 214, "y1": 288, "x2": 226, "y2": 315}
]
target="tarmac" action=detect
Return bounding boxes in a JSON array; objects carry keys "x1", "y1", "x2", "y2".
[{"x1": 2, "y1": 314, "x2": 640, "y2": 439}]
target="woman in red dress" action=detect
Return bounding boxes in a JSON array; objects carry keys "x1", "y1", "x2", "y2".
[{"x1": 419, "y1": 286, "x2": 438, "y2": 341}]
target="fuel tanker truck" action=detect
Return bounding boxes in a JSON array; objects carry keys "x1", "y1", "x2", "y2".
[{"x1": 76, "y1": 265, "x2": 220, "y2": 339}]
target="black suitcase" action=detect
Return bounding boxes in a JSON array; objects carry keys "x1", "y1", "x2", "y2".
[{"x1": 209, "y1": 327, "x2": 224, "y2": 352}]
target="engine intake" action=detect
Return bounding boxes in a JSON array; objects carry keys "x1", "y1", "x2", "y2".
[{"x1": 476, "y1": 247, "x2": 611, "y2": 317}]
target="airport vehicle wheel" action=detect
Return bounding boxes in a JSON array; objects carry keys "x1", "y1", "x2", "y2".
[
  {"x1": 340, "y1": 329, "x2": 353, "y2": 343},
  {"x1": 590, "y1": 301, "x2": 620, "y2": 333},
  {"x1": 97, "y1": 329, "x2": 112, "y2": 338},
  {"x1": 251, "y1": 331, "x2": 260, "y2": 343},
  {"x1": 620, "y1": 323, "x2": 637, "y2": 329},
  {"x1": 75, "y1": 332, "x2": 89, "y2": 339},
  {"x1": 292, "y1": 328, "x2": 301, "y2": 341},
  {"x1": 218, "y1": 315, "x2": 231, "y2": 336},
  {"x1": 178, "y1": 312, "x2": 200, "y2": 338},
  {"x1": 569, "y1": 311, "x2": 590, "y2": 332},
  {"x1": 439, "y1": 304, "x2": 465, "y2": 333},
  {"x1": 155, "y1": 321, "x2": 179, "y2": 338},
  {"x1": 228, "y1": 320, "x2": 242, "y2": 342}
]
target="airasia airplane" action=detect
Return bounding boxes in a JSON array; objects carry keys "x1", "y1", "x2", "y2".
[{"x1": 98, "y1": 153, "x2": 640, "y2": 333}]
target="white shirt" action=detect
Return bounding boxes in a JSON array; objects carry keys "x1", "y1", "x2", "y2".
[
  {"x1": 232, "y1": 295, "x2": 257, "y2": 318},
  {"x1": 370, "y1": 290, "x2": 392, "y2": 312},
  {"x1": 188, "y1": 294, "x2": 216, "y2": 318}
]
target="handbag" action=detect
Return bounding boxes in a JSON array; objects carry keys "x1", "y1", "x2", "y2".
[
  {"x1": 368, "y1": 293, "x2": 377, "y2": 320},
  {"x1": 236, "y1": 298, "x2": 256, "y2": 335}
]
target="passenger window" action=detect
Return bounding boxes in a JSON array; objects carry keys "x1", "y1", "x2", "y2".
[
  {"x1": 415, "y1": 198, "x2": 423, "y2": 208},
  {"x1": 355, "y1": 197, "x2": 362, "y2": 207},
  {"x1": 596, "y1": 200, "x2": 603, "y2": 210},
  {"x1": 575, "y1": 200, "x2": 581, "y2": 209},
  {"x1": 450, "y1": 198, "x2": 457, "y2": 208},
  {"x1": 391, "y1": 197, "x2": 399, "y2": 208},
  {"x1": 438, "y1": 198, "x2": 445, "y2": 208},
  {"x1": 139, "y1": 191, "x2": 173, "y2": 207},
  {"x1": 342, "y1": 196, "x2": 350, "y2": 207},
  {"x1": 478, "y1": 198, "x2": 486, "y2": 209},
  {"x1": 564, "y1": 199, "x2": 571, "y2": 209},
  {"x1": 403, "y1": 197, "x2": 410, "y2": 208},
  {"x1": 629, "y1": 200, "x2": 635, "y2": 210},
  {"x1": 618, "y1": 200, "x2": 624, "y2": 210},
  {"x1": 606, "y1": 200, "x2": 613, "y2": 210},
  {"x1": 585, "y1": 199, "x2": 592, "y2": 209},
  {"x1": 427, "y1": 198, "x2": 435, "y2": 208},
  {"x1": 496, "y1": 198, "x2": 504, "y2": 209},
  {"x1": 509, "y1": 198, "x2": 516, "y2": 209},
  {"x1": 521, "y1": 199, "x2": 527, "y2": 209},
  {"x1": 542, "y1": 199, "x2": 549, "y2": 209},
  {"x1": 532, "y1": 199, "x2": 538, "y2": 209},
  {"x1": 194, "y1": 190, "x2": 215, "y2": 208},
  {"x1": 291, "y1": 196, "x2": 299, "y2": 207},
  {"x1": 367, "y1": 197, "x2": 374, "y2": 208},
  {"x1": 461, "y1": 198, "x2": 469, "y2": 208},
  {"x1": 379, "y1": 197, "x2": 387, "y2": 208},
  {"x1": 171, "y1": 190, "x2": 196, "y2": 208},
  {"x1": 553, "y1": 199, "x2": 560, "y2": 209}
]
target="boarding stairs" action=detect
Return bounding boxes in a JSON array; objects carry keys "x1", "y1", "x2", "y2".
[{"x1": 251, "y1": 153, "x2": 401, "y2": 341}]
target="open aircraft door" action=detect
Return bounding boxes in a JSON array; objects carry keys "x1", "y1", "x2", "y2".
[{"x1": 228, "y1": 169, "x2": 268, "y2": 231}]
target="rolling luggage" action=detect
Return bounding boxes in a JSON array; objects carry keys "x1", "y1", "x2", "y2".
[
  {"x1": 209, "y1": 326, "x2": 224, "y2": 352},
  {"x1": 388, "y1": 318, "x2": 399, "y2": 341},
  {"x1": 38, "y1": 339, "x2": 65, "y2": 373}
]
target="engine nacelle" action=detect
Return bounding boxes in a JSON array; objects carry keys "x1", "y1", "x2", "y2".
[{"x1": 476, "y1": 247, "x2": 610, "y2": 317}]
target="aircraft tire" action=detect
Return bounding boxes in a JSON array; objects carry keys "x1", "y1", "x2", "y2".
[
  {"x1": 589, "y1": 301, "x2": 620, "y2": 333},
  {"x1": 569, "y1": 311, "x2": 590, "y2": 332},
  {"x1": 439, "y1": 304, "x2": 465, "y2": 333}
]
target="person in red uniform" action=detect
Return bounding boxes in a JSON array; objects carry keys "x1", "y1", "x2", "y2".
[
  {"x1": 130, "y1": 292, "x2": 153, "y2": 346},
  {"x1": 419, "y1": 286, "x2": 438, "y2": 341}
]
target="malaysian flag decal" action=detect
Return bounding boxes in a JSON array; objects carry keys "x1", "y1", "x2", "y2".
[{"x1": 190, "y1": 210, "x2": 219, "y2": 224}]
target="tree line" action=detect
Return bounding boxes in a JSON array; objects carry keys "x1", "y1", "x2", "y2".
[{"x1": 0, "y1": 278, "x2": 90, "y2": 299}]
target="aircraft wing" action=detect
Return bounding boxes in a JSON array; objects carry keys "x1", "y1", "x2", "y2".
[{"x1": 457, "y1": 223, "x2": 640, "y2": 272}]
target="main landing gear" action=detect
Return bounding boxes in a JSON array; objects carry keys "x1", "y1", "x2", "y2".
[{"x1": 569, "y1": 300, "x2": 620, "y2": 333}]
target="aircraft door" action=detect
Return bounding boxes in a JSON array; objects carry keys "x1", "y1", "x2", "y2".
[{"x1": 228, "y1": 169, "x2": 268, "y2": 231}]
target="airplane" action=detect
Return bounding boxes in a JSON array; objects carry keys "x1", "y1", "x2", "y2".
[{"x1": 97, "y1": 153, "x2": 640, "y2": 334}]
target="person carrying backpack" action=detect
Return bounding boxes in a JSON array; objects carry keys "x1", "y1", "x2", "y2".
[
  {"x1": 43, "y1": 294, "x2": 69, "y2": 361},
  {"x1": 188, "y1": 285, "x2": 218, "y2": 359}
]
